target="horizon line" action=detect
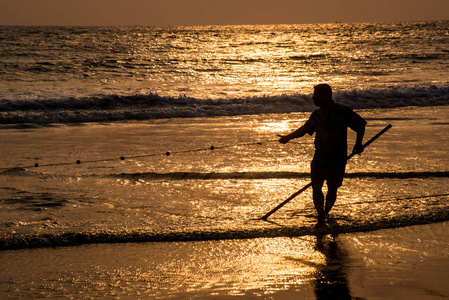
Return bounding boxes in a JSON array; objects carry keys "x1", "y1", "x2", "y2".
[{"x1": 1, "y1": 19, "x2": 448, "y2": 28}]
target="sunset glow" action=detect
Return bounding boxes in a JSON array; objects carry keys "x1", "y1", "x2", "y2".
[{"x1": 1, "y1": 0, "x2": 448, "y2": 26}]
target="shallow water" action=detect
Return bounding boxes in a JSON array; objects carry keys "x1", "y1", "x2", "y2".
[{"x1": 0, "y1": 106, "x2": 448, "y2": 249}]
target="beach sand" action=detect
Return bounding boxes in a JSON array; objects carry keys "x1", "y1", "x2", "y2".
[{"x1": 1, "y1": 221, "x2": 448, "y2": 299}]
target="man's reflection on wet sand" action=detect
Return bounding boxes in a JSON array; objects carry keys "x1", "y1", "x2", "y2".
[
  {"x1": 284, "y1": 221, "x2": 364, "y2": 299},
  {"x1": 313, "y1": 232, "x2": 356, "y2": 300}
]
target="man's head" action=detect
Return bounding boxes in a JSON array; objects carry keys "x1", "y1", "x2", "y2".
[{"x1": 312, "y1": 84, "x2": 333, "y2": 107}]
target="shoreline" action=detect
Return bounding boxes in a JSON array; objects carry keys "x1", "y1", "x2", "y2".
[{"x1": 1, "y1": 210, "x2": 449, "y2": 250}]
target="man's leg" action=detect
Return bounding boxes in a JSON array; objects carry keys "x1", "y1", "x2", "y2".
[
  {"x1": 311, "y1": 157, "x2": 326, "y2": 219},
  {"x1": 312, "y1": 181, "x2": 325, "y2": 219},
  {"x1": 324, "y1": 162, "x2": 345, "y2": 216},
  {"x1": 324, "y1": 185, "x2": 338, "y2": 215}
]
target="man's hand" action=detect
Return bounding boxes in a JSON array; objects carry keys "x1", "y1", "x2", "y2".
[
  {"x1": 278, "y1": 135, "x2": 290, "y2": 144},
  {"x1": 352, "y1": 143, "x2": 364, "y2": 155}
]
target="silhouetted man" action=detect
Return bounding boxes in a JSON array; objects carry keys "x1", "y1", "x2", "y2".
[{"x1": 279, "y1": 84, "x2": 366, "y2": 221}]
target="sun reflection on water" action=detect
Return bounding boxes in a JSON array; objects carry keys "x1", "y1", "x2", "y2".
[
  {"x1": 131, "y1": 236, "x2": 330, "y2": 297},
  {"x1": 46, "y1": 234, "x2": 353, "y2": 299}
]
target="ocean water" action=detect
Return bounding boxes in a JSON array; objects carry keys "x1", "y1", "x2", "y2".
[
  {"x1": 0, "y1": 21, "x2": 448, "y2": 250},
  {"x1": 1, "y1": 22, "x2": 449, "y2": 123}
]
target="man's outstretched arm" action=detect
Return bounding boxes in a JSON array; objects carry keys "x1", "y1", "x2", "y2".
[{"x1": 279, "y1": 126, "x2": 309, "y2": 144}]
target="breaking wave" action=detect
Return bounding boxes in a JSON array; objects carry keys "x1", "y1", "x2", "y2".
[{"x1": 0, "y1": 84, "x2": 448, "y2": 124}]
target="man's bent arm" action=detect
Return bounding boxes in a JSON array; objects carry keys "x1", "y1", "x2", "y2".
[{"x1": 353, "y1": 126, "x2": 365, "y2": 154}]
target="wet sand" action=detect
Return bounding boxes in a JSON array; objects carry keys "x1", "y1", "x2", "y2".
[{"x1": 1, "y1": 221, "x2": 448, "y2": 299}]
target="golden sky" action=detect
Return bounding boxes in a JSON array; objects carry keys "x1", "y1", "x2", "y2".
[{"x1": 1, "y1": 0, "x2": 448, "y2": 26}]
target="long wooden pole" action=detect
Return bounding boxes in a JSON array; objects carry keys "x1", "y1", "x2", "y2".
[{"x1": 260, "y1": 124, "x2": 392, "y2": 220}]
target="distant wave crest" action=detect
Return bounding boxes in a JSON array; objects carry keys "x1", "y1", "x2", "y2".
[{"x1": 0, "y1": 84, "x2": 448, "y2": 124}]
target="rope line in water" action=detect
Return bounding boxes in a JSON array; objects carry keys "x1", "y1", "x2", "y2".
[
  {"x1": 285, "y1": 193, "x2": 449, "y2": 215},
  {"x1": 0, "y1": 139, "x2": 279, "y2": 170},
  {"x1": 339, "y1": 193, "x2": 449, "y2": 207}
]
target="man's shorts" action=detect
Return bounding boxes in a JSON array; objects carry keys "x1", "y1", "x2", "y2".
[{"x1": 311, "y1": 156, "x2": 346, "y2": 188}]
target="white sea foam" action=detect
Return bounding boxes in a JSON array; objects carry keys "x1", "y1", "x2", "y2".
[{"x1": 0, "y1": 84, "x2": 448, "y2": 124}]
